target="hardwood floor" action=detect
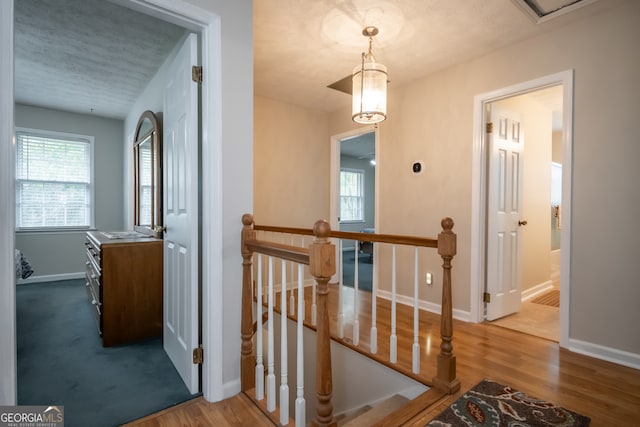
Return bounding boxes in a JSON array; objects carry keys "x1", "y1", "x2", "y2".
[
  {"x1": 489, "y1": 299, "x2": 560, "y2": 342},
  {"x1": 125, "y1": 285, "x2": 640, "y2": 426}
]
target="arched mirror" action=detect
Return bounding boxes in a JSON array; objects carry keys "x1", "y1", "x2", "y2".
[{"x1": 133, "y1": 110, "x2": 162, "y2": 238}]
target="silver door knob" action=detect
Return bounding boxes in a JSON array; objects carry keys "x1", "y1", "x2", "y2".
[{"x1": 518, "y1": 220, "x2": 528, "y2": 226}]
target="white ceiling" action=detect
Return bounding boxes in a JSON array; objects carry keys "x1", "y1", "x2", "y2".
[
  {"x1": 14, "y1": 0, "x2": 186, "y2": 119},
  {"x1": 14, "y1": 0, "x2": 615, "y2": 120}
]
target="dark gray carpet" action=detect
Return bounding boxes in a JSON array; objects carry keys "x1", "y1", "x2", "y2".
[
  {"x1": 341, "y1": 251, "x2": 373, "y2": 292},
  {"x1": 17, "y1": 279, "x2": 196, "y2": 427}
]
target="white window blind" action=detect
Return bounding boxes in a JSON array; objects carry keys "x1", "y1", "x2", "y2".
[
  {"x1": 340, "y1": 169, "x2": 365, "y2": 222},
  {"x1": 16, "y1": 129, "x2": 93, "y2": 230}
]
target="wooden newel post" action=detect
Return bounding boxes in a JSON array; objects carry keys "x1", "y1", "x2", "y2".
[
  {"x1": 241, "y1": 213, "x2": 256, "y2": 392},
  {"x1": 433, "y1": 217, "x2": 461, "y2": 394},
  {"x1": 309, "y1": 220, "x2": 337, "y2": 427}
]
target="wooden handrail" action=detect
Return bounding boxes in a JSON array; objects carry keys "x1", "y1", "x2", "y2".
[
  {"x1": 244, "y1": 239, "x2": 310, "y2": 265},
  {"x1": 241, "y1": 215, "x2": 337, "y2": 426},
  {"x1": 254, "y1": 224, "x2": 438, "y2": 248},
  {"x1": 241, "y1": 214, "x2": 458, "y2": 426}
]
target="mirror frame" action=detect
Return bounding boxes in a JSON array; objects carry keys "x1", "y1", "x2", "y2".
[{"x1": 133, "y1": 110, "x2": 162, "y2": 238}]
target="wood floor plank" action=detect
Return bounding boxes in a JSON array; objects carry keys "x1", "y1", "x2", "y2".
[
  {"x1": 122, "y1": 393, "x2": 276, "y2": 427},
  {"x1": 125, "y1": 284, "x2": 640, "y2": 426}
]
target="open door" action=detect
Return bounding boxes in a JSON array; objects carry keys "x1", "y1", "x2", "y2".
[
  {"x1": 486, "y1": 104, "x2": 525, "y2": 321},
  {"x1": 163, "y1": 33, "x2": 200, "y2": 393}
]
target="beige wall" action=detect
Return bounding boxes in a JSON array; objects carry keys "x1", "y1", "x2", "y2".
[
  {"x1": 254, "y1": 96, "x2": 330, "y2": 227},
  {"x1": 255, "y1": 1, "x2": 640, "y2": 356}
]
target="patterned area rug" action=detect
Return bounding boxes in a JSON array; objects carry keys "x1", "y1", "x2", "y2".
[
  {"x1": 531, "y1": 289, "x2": 560, "y2": 307},
  {"x1": 426, "y1": 379, "x2": 590, "y2": 426}
]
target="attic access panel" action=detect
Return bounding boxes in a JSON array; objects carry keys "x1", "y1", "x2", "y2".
[{"x1": 512, "y1": 0, "x2": 600, "y2": 23}]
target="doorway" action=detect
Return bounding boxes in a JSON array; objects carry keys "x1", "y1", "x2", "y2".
[
  {"x1": 330, "y1": 126, "x2": 379, "y2": 234},
  {"x1": 337, "y1": 131, "x2": 376, "y2": 294},
  {"x1": 470, "y1": 71, "x2": 574, "y2": 348},
  {"x1": 485, "y1": 87, "x2": 563, "y2": 342},
  {"x1": 1, "y1": 0, "x2": 225, "y2": 405},
  {"x1": 14, "y1": 0, "x2": 201, "y2": 411}
]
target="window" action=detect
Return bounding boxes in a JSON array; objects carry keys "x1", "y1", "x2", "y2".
[
  {"x1": 15, "y1": 128, "x2": 94, "y2": 230},
  {"x1": 340, "y1": 168, "x2": 365, "y2": 222}
]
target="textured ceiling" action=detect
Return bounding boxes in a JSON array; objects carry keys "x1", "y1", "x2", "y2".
[
  {"x1": 14, "y1": 0, "x2": 613, "y2": 120},
  {"x1": 14, "y1": 0, "x2": 186, "y2": 119},
  {"x1": 254, "y1": 0, "x2": 609, "y2": 113}
]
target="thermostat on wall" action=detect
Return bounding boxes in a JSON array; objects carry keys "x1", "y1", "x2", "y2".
[{"x1": 412, "y1": 161, "x2": 424, "y2": 174}]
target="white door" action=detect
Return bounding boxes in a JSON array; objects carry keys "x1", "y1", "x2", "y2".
[
  {"x1": 486, "y1": 104, "x2": 525, "y2": 321},
  {"x1": 163, "y1": 33, "x2": 200, "y2": 393}
]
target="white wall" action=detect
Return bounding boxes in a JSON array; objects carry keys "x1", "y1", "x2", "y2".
[
  {"x1": 15, "y1": 104, "x2": 125, "y2": 280},
  {"x1": 173, "y1": 0, "x2": 254, "y2": 399}
]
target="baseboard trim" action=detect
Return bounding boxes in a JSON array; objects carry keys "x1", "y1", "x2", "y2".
[
  {"x1": 521, "y1": 280, "x2": 554, "y2": 301},
  {"x1": 18, "y1": 272, "x2": 84, "y2": 285},
  {"x1": 376, "y1": 289, "x2": 472, "y2": 322},
  {"x1": 568, "y1": 338, "x2": 640, "y2": 370},
  {"x1": 221, "y1": 378, "x2": 241, "y2": 401}
]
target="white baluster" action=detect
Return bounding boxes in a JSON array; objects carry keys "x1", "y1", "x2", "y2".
[
  {"x1": 370, "y1": 245, "x2": 378, "y2": 354},
  {"x1": 412, "y1": 247, "x2": 420, "y2": 373},
  {"x1": 255, "y1": 254, "x2": 264, "y2": 400},
  {"x1": 337, "y1": 239, "x2": 344, "y2": 338},
  {"x1": 262, "y1": 253, "x2": 268, "y2": 304},
  {"x1": 280, "y1": 259, "x2": 289, "y2": 425},
  {"x1": 390, "y1": 245, "x2": 397, "y2": 363},
  {"x1": 300, "y1": 235, "x2": 305, "y2": 321},
  {"x1": 267, "y1": 257, "x2": 276, "y2": 412},
  {"x1": 289, "y1": 235, "x2": 295, "y2": 316},
  {"x1": 295, "y1": 264, "x2": 306, "y2": 427},
  {"x1": 353, "y1": 243, "x2": 359, "y2": 345}
]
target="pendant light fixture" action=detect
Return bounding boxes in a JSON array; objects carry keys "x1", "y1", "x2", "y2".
[{"x1": 352, "y1": 26, "x2": 387, "y2": 124}]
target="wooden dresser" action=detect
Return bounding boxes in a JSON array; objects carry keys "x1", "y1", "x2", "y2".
[{"x1": 85, "y1": 230, "x2": 163, "y2": 347}]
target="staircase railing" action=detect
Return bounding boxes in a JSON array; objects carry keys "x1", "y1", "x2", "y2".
[{"x1": 240, "y1": 214, "x2": 459, "y2": 426}]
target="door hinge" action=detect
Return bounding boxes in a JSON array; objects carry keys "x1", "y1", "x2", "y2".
[
  {"x1": 192, "y1": 66, "x2": 203, "y2": 83},
  {"x1": 192, "y1": 345, "x2": 203, "y2": 364},
  {"x1": 483, "y1": 292, "x2": 491, "y2": 303},
  {"x1": 486, "y1": 122, "x2": 493, "y2": 133}
]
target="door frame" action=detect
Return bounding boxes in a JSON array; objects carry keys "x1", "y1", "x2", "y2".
[
  {"x1": 0, "y1": 0, "x2": 225, "y2": 404},
  {"x1": 470, "y1": 70, "x2": 574, "y2": 348},
  {"x1": 330, "y1": 126, "x2": 379, "y2": 234}
]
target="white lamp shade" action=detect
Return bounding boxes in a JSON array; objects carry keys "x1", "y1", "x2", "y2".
[{"x1": 352, "y1": 61, "x2": 387, "y2": 124}]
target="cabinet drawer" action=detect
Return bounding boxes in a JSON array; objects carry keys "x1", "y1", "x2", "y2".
[
  {"x1": 85, "y1": 267, "x2": 101, "y2": 305},
  {"x1": 84, "y1": 279, "x2": 102, "y2": 335},
  {"x1": 85, "y1": 238, "x2": 101, "y2": 268}
]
